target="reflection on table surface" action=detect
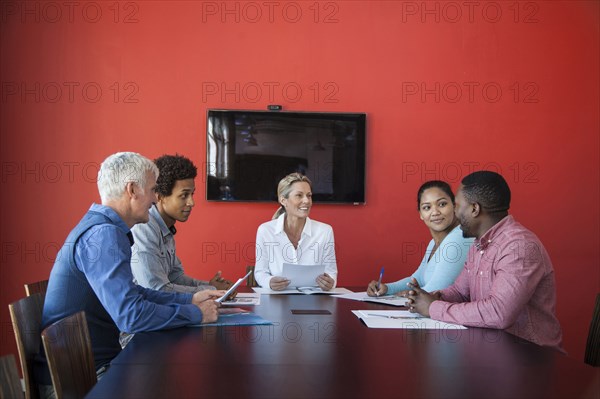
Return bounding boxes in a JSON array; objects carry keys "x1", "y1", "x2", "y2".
[{"x1": 87, "y1": 289, "x2": 600, "y2": 399}]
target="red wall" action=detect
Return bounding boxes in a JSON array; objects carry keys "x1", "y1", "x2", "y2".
[{"x1": 1, "y1": 1, "x2": 598, "y2": 362}]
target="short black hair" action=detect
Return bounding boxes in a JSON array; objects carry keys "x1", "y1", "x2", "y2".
[
  {"x1": 461, "y1": 171, "x2": 511, "y2": 213},
  {"x1": 154, "y1": 154, "x2": 197, "y2": 197},
  {"x1": 417, "y1": 180, "x2": 455, "y2": 210}
]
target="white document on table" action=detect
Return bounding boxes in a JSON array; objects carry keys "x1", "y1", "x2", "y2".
[
  {"x1": 281, "y1": 263, "x2": 325, "y2": 288},
  {"x1": 352, "y1": 310, "x2": 466, "y2": 329},
  {"x1": 252, "y1": 287, "x2": 353, "y2": 295},
  {"x1": 335, "y1": 291, "x2": 409, "y2": 307}
]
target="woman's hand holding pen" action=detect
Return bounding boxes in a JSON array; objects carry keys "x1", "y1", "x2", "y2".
[
  {"x1": 367, "y1": 266, "x2": 386, "y2": 296},
  {"x1": 366, "y1": 280, "x2": 388, "y2": 297},
  {"x1": 316, "y1": 273, "x2": 334, "y2": 291}
]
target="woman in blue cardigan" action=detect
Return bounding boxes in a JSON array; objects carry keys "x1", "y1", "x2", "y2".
[{"x1": 367, "y1": 180, "x2": 474, "y2": 296}]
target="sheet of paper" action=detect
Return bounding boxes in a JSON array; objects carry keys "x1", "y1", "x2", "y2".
[
  {"x1": 335, "y1": 291, "x2": 409, "y2": 307},
  {"x1": 252, "y1": 287, "x2": 353, "y2": 295},
  {"x1": 352, "y1": 310, "x2": 466, "y2": 329},
  {"x1": 252, "y1": 287, "x2": 302, "y2": 295},
  {"x1": 281, "y1": 263, "x2": 325, "y2": 287},
  {"x1": 220, "y1": 293, "x2": 261, "y2": 306},
  {"x1": 297, "y1": 287, "x2": 354, "y2": 295}
]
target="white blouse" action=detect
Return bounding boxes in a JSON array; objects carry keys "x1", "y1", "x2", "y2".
[{"x1": 254, "y1": 214, "x2": 338, "y2": 288}]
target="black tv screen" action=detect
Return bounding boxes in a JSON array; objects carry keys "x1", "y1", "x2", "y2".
[{"x1": 206, "y1": 109, "x2": 366, "y2": 204}]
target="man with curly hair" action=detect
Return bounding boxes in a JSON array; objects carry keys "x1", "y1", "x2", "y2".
[{"x1": 131, "y1": 154, "x2": 233, "y2": 293}]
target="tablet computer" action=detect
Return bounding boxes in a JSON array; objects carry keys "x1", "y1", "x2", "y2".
[{"x1": 215, "y1": 270, "x2": 253, "y2": 303}]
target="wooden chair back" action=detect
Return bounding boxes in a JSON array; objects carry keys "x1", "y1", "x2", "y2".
[
  {"x1": 584, "y1": 293, "x2": 600, "y2": 366},
  {"x1": 41, "y1": 311, "x2": 97, "y2": 399},
  {"x1": 24, "y1": 280, "x2": 49, "y2": 297},
  {"x1": 9, "y1": 293, "x2": 45, "y2": 399},
  {"x1": 246, "y1": 265, "x2": 257, "y2": 287},
  {"x1": 0, "y1": 354, "x2": 24, "y2": 399}
]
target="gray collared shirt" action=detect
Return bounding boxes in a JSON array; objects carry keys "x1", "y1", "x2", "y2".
[{"x1": 130, "y1": 204, "x2": 214, "y2": 293}]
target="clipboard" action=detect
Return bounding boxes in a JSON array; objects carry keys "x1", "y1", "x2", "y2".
[{"x1": 215, "y1": 270, "x2": 252, "y2": 303}]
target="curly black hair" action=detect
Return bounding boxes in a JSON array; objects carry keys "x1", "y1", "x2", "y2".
[
  {"x1": 461, "y1": 171, "x2": 511, "y2": 214},
  {"x1": 154, "y1": 154, "x2": 197, "y2": 197}
]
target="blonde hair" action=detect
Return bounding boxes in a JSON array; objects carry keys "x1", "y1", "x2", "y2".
[{"x1": 272, "y1": 173, "x2": 313, "y2": 219}]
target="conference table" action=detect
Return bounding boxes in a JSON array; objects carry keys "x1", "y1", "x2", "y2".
[{"x1": 86, "y1": 288, "x2": 599, "y2": 399}]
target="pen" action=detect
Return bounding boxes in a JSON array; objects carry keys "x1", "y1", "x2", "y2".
[
  {"x1": 366, "y1": 313, "x2": 424, "y2": 319},
  {"x1": 361, "y1": 295, "x2": 395, "y2": 300},
  {"x1": 376, "y1": 266, "x2": 384, "y2": 296}
]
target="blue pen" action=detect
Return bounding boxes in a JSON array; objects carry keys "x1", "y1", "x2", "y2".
[{"x1": 376, "y1": 267, "x2": 384, "y2": 296}]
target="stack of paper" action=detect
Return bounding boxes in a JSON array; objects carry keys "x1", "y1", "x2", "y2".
[
  {"x1": 352, "y1": 310, "x2": 466, "y2": 329},
  {"x1": 253, "y1": 287, "x2": 353, "y2": 295},
  {"x1": 335, "y1": 291, "x2": 409, "y2": 307}
]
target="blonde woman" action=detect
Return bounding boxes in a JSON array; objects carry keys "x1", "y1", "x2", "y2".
[{"x1": 254, "y1": 173, "x2": 338, "y2": 291}]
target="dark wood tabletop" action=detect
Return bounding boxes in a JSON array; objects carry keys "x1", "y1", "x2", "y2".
[{"x1": 86, "y1": 288, "x2": 599, "y2": 399}]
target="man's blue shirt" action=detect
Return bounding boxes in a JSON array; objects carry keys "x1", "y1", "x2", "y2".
[{"x1": 36, "y1": 204, "x2": 203, "y2": 384}]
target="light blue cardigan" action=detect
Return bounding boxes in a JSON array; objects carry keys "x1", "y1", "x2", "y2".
[{"x1": 386, "y1": 225, "x2": 474, "y2": 294}]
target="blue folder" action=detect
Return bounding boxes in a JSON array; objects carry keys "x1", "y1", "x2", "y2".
[{"x1": 191, "y1": 312, "x2": 273, "y2": 327}]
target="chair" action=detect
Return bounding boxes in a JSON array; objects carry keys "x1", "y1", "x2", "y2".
[
  {"x1": 9, "y1": 293, "x2": 45, "y2": 399},
  {"x1": 0, "y1": 354, "x2": 24, "y2": 399},
  {"x1": 24, "y1": 280, "x2": 49, "y2": 297},
  {"x1": 41, "y1": 311, "x2": 97, "y2": 399},
  {"x1": 584, "y1": 293, "x2": 600, "y2": 366},
  {"x1": 245, "y1": 265, "x2": 257, "y2": 287}
]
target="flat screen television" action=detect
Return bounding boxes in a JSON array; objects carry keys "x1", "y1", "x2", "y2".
[{"x1": 206, "y1": 109, "x2": 366, "y2": 204}]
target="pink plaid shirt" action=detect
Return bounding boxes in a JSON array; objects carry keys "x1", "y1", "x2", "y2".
[{"x1": 429, "y1": 216, "x2": 564, "y2": 352}]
